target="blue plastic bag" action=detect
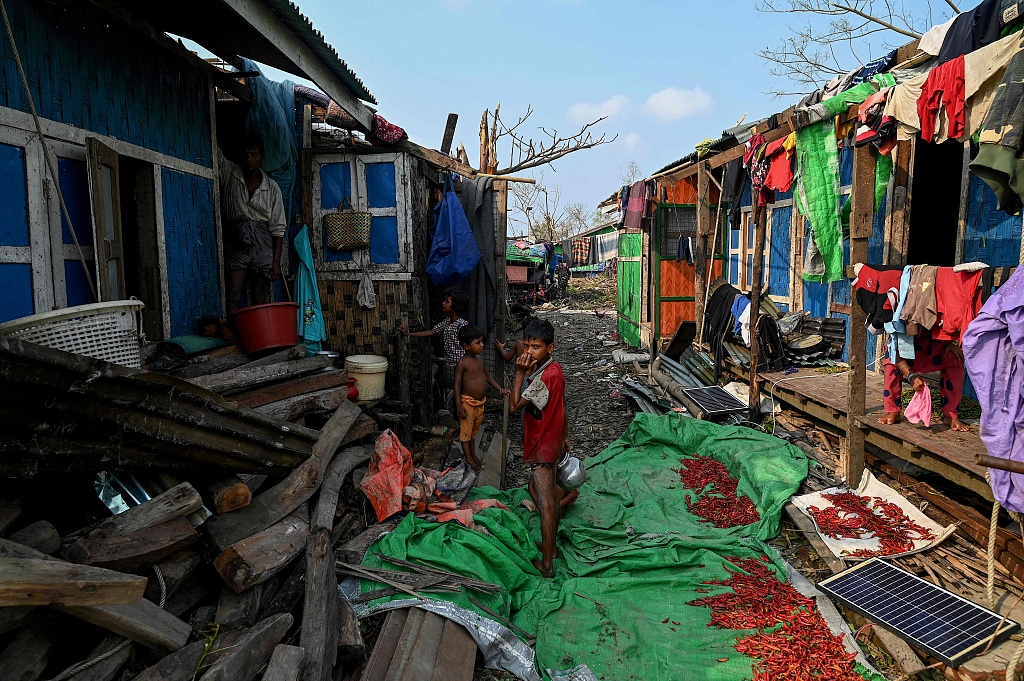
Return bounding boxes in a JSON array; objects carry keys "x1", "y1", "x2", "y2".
[{"x1": 426, "y1": 176, "x2": 481, "y2": 286}]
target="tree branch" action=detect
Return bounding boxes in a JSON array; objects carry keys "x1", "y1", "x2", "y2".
[{"x1": 830, "y1": 3, "x2": 922, "y2": 37}]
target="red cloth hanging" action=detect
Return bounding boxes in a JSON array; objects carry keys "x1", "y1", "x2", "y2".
[{"x1": 917, "y1": 56, "x2": 966, "y2": 143}]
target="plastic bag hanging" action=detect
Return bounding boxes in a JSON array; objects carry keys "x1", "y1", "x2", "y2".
[
  {"x1": 356, "y1": 247, "x2": 377, "y2": 309},
  {"x1": 426, "y1": 175, "x2": 481, "y2": 286}
]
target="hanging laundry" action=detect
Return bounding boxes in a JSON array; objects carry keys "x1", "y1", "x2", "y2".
[
  {"x1": 900, "y1": 265, "x2": 939, "y2": 332},
  {"x1": 919, "y1": 16, "x2": 957, "y2": 55},
  {"x1": 853, "y1": 263, "x2": 904, "y2": 334},
  {"x1": 962, "y1": 32, "x2": 1024, "y2": 140},
  {"x1": 851, "y1": 50, "x2": 898, "y2": 85},
  {"x1": 981, "y1": 266, "x2": 1014, "y2": 302},
  {"x1": 571, "y1": 238, "x2": 591, "y2": 265},
  {"x1": 962, "y1": 267, "x2": 1024, "y2": 512},
  {"x1": 764, "y1": 134, "x2": 796, "y2": 193},
  {"x1": 917, "y1": 55, "x2": 966, "y2": 143},
  {"x1": 731, "y1": 295, "x2": 751, "y2": 336},
  {"x1": 623, "y1": 180, "x2": 652, "y2": 229},
  {"x1": 592, "y1": 232, "x2": 618, "y2": 262},
  {"x1": 705, "y1": 283, "x2": 742, "y2": 382},
  {"x1": 884, "y1": 266, "x2": 916, "y2": 361},
  {"x1": 933, "y1": 267, "x2": 984, "y2": 342},
  {"x1": 720, "y1": 158, "x2": 747, "y2": 231},
  {"x1": 743, "y1": 133, "x2": 773, "y2": 207},
  {"x1": 970, "y1": 47, "x2": 1024, "y2": 214},
  {"x1": 675, "y1": 234, "x2": 693, "y2": 264},
  {"x1": 738, "y1": 301, "x2": 753, "y2": 346},
  {"x1": 937, "y1": 0, "x2": 1002, "y2": 64},
  {"x1": 855, "y1": 88, "x2": 897, "y2": 154}
]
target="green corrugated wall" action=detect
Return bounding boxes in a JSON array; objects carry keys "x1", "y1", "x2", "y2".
[{"x1": 617, "y1": 233, "x2": 642, "y2": 347}]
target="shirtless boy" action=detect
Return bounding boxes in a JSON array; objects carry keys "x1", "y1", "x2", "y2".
[{"x1": 454, "y1": 325, "x2": 509, "y2": 472}]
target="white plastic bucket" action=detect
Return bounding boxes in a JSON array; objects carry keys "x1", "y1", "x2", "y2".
[{"x1": 344, "y1": 354, "x2": 389, "y2": 401}]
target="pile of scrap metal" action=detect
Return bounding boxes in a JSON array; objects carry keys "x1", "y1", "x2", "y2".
[
  {"x1": 723, "y1": 315, "x2": 847, "y2": 371},
  {"x1": 619, "y1": 346, "x2": 717, "y2": 417},
  {"x1": 0, "y1": 337, "x2": 391, "y2": 681}
]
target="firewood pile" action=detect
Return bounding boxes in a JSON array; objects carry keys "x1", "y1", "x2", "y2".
[{"x1": 0, "y1": 337, "x2": 392, "y2": 681}]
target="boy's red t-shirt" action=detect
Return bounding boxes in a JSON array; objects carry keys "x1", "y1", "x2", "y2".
[{"x1": 521, "y1": 359, "x2": 566, "y2": 465}]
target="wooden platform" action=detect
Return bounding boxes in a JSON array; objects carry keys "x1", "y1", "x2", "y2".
[{"x1": 759, "y1": 368, "x2": 991, "y2": 501}]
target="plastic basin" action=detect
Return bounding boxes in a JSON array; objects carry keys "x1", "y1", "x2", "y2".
[{"x1": 229, "y1": 302, "x2": 299, "y2": 354}]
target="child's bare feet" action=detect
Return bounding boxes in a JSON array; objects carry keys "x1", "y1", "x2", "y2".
[
  {"x1": 943, "y1": 415, "x2": 971, "y2": 432},
  {"x1": 532, "y1": 559, "x2": 555, "y2": 578},
  {"x1": 878, "y1": 412, "x2": 901, "y2": 425}
]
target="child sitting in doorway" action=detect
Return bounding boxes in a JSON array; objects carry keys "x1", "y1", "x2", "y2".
[{"x1": 455, "y1": 324, "x2": 509, "y2": 473}]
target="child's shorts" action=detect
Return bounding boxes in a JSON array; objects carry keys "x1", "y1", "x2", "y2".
[{"x1": 459, "y1": 395, "x2": 486, "y2": 442}]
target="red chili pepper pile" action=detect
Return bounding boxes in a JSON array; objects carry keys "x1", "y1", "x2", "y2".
[
  {"x1": 808, "y1": 491, "x2": 936, "y2": 557},
  {"x1": 675, "y1": 456, "x2": 761, "y2": 528},
  {"x1": 688, "y1": 556, "x2": 863, "y2": 681}
]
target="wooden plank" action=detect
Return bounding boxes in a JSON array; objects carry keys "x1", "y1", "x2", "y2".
[
  {"x1": 197, "y1": 613, "x2": 293, "y2": 681},
  {"x1": 59, "y1": 598, "x2": 190, "y2": 651},
  {"x1": 0, "y1": 558, "x2": 147, "y2": 607},
  {"x1": 0, "y1": 622, "x2": 59, "y2": 681},
  {"x1": 337, "y1": 519, "x2": 402, "y2": 565},
  {"x1": 86, "y1": 482, "x2": 204, "y2": 536},
  {"x1": 337, "y1": 590, "x2": 365, "y2": 661},
  {"x1": 440, "y1": 114, "x2": 458, "y2": 155},
  {"x1": 955, "y1": 144, "x2": 971, "y2": 265},
  {"x1": 385, "y1": 608, "x2": 427, "y2": 680},
  {"x1": 396, "y1": 610, "x2": 445, "y2": 681},
  {"x1": 747, "y1": 205, "x2": 768, "y2": 419},
  {"x1": 234, "y1": 370, "x2": 348, "y2": 408},
  {"x1": 255, "y1": 386, "x2": 348, "y2": 421},
  {"x1": 65, "y1": 517, "x2": 200, "y2": 572},
  {"x1": 215, "y1": 583, "x2": 264, "y2": 630},
  {"x1": 429, "y1": 619, "x2": 476, "y2": 681},
  {"x1": 262, "y1": 645, "x2": 305, "y2": 681},
  {"x1": 191, "y1": 356, "x2": 333, "y2": 393},
  {"x1": 361, "y1": 608, "x2": 409, "y2": 681},
  {"x1": 9, "y1": 521, "x2": 59, "y2": 554},
  {"x1": 130, "y1": 640, "x2": 207, "y2": 681},
  {"x1": 694, "y1": 161, "x2": 711, "y2": 343},
  {"x1": 204, "y1": 402, "x2": 364, "y2": 551},
  {"x1": 213, "y1": 504, "x2": 309, "y2": 593},
  {"x1": 65, "y1": 634, "x2": 132, "y2": 681}
]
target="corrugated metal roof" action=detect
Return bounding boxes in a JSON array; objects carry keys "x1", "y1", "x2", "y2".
[{"x1": 264, "y1": 0, "x2": 375, "y2": 104}]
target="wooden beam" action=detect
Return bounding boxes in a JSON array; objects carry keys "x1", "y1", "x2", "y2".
[
  {"x1": 0, "y1": 622, "x2": 59, "y2": 681},
  {"x1": 694, "y1": 161, "x2": 711, "y2": 342},
  {"x1": 440, "y1": 114, "x2": 458, "y2": 155},
  {"x1": 64, "y1": 517, "x2": 200, "y2": 573},
  {"x1": 196, "y1": 613, "x2": 292, "y2": 681},
  {"x1": 213, "y1": 504, "x2": 309, "y2": 593},
  {"x1": 131, "y1": 640, "x2": 207, "y2": 681},
  {"x1": 234, "y1": 370, "x2": 349, "y2": 408},
  {"x1": 58, "y1": 598, "x2": 190, "y2": 652},
  {"x1": 198, "y1": 475, "x2": 252, "y2": 514},
  {"x1": 254, "y1": 387, "x2": 348, "y2": 422},
  {"x1": 0, "y1": 558, "x2": 147, "y2": 607},
  {"x1": 9, "y1": 521, "x2": 59, "y2": 555},
  {"x1": 190, "y1": 356, "x2": 333, "y2": 393},
  {"x1": 398, "y1": 141, "x2": 477, "y2": 177},
  {"x1": 842, "y1": 145, "x2": 876, "y2": 487},
  {"x1": 262, "y1": 645, "x2": 305, "y2": 681},
  {"x1": 747, "y1": 205, "x2": 769, "y2": 419}
]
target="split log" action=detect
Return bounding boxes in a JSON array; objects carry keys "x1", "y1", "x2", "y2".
[
  {"x1": 191, "y1": 355, "x2": 332, "y2": 394},
  {"x1": 70, "y1": 482, "x2": 204, "y2": 541},
  {"x1": 64, "y1": 516, "x2": 200, "y2": 572},
  {"x1": 262, "y1": 645, "x2": 305, "y2": 681},
  {"x1": 330, "y1": 509, "x2": 363, "y2": 549},
  {"x1": 0, "y1": 622, "x2": 59, "y2": 681},
  {"x1": 198, "y1": 475, "x2": 252, "y2": 514},
  {"x1": 234, "y1": 369, "x2": 349, "y2": 407},
  {"x1": 204, "y1": 402, "x2": 363, "y2": 551},
  {"x1": 238, "y1": 474, "x2": 268, "y2": 494},
  {"x1": 0, "y1": 538, "x2": 190, "y2": 651},
  {"x1": 162, "y1": 569, "x2": 217, "y2": 619},
  {"x1": 213, "y1": 504, "x2": 309, "y2": 593},
  {"x1": 64, "y1": 634, "x2": 132, "y2": 681},
  {"x1": 337, "y1": 591, "x2": 365, "y2": 661},
  {"x1": 257, "y1": 558, "x2": 306, "y2": 620},
  {"x1": 215, "y1": 583, "x2": 264, "y2": 629},
  {"x1": 302, "y1": 446, "x2": 371, "y2": 680},
  {"x1": 197, "y1": 612, "x2": 293, "y2": 681},
  {"x1": 0, "y1": 557, "x2": 147, "y2": 606},
  {"x1": 255, "y1": 387, "x2": 348, "y2": 422},
  {"x1": 336, "y1": 519, "x2": 402, "y2": 565},
  {"x1": 341, "y1": 413, "x2": 377, "y2": 446},
  {"x1": 131, "y1": 639, "x2": 207, "y2": 681},
  {"x1": 143, "y1": 549, "x2": 204, "y2": 604},
  {"x1": 9, "y1": 521, "x2": 59, "y2": 554}
]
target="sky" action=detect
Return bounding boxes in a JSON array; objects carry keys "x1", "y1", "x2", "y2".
[{"x1": 243, "y1": 0, "x2": 951, "y2": 234}]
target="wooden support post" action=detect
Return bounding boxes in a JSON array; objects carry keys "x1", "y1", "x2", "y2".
[
  {"x1": 843, "y1": 145, "x2": 877, "y2": 488},
  {"x1": 747, "y1": 204, "x2": 768, "y2": 419},
  {"x1": 440, "y1": 114, "x2": 458, "y2": 155},
  {"x1": 695, "y1": 161, "x2": 711, "y2": 341}
]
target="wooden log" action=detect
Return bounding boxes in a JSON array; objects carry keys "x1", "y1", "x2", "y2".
[
  {"x1": 0, "y1": 622, "x2": 59, "y2": 681},
  {"x1": 0, "y1": 498, "x2": 22, "y2": 534},
  {"x1": 255, "y1": 387, "x2": 348, "y2": 422},
  {"x1": 174, "y1": 351, "x2": 250, "y2": 380},
  {"x1": 162, "y1": 569, "x2": 217, "y2": 619},
  {"x1": 238, "y1": 474, "x2": 268, "y2": 494},
  {"x1": 241, "y1": 344, "x2": 308, "y2": 369},
  {"x1": 0, "y1": 557, "x2": 147, "y2": 606},
  {"x1": 340, "y1": 413, "x2": 377, "y2": 446},
  {"x1": 234, "y1": 370, "x2": 349, "y2": 408},
  {"x1": 59, "y1": 598, "x2": 190, "y2": 652},
  {"x1": 337, "y1": 590, "x2": 365, "y2": 661},
  {"x1": 65, "y1": 634, "x2": 132, "y2": 681},
  {"x1": 257, "y1": 557, "x2": 306, "y2": 620},
  {"x1": 198, "y1": 475, "x2": 253, "y2": 514},
  {"x1": 330, "y1": 509, "x2": 363, "y2": 549},
  {"x1": 85, "y1": 483, "x2": 204, "y2": 537},
  {"x1": 204, "y1": 402, "x2": 363, "y2": 551},
  {"x1": 131, "y1": 640, "x2": 207, "y2": 681},
  {"x1": 191, "y1": 356, "x2": 332, "y2": 394},
  {"x1": 143, "y1": 549, "x2": 204, "y2": 604},
  {"x1": 336, "y1": 518, "x2": 402, "y2": 566},
  {"x1": 263, "y1": 645, "x2": 305, "y2": 681},
  {"x1": 213, "y1": 504, "x2": 310, "y2": 593},
  {"x1": 215, "y1": 583, "x2": 264, "y2": 629},
  {"x1": 8, "y1": 521, "x2": 59, "y2": 554},
  {"x1": 65, "y1": 517, "x2": 200, "y2": 572},
  {"x1": 0, "y1": 606, "x2": 34, "y2": 634},
  {"x1": 197, "y1": 612, "x2": 293, "y2": 681}
]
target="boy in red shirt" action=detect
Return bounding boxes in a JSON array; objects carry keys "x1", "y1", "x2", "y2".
[{"x1": 509, "y1": 318, "x2": 577, "y2": 577}]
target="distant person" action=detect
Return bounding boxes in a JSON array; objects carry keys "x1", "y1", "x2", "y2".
[
  {"x1": 454, "y1": 325, "x2": 509, "y2": 472},
  {"x1": 508, "y1": 318, "x2": 578, "y2": 578},
  {"x1": 218, "y1": 135, "x2": 286, "y2": 314}
]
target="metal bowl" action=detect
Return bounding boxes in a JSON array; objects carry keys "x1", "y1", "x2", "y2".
[{"x1": 556, "y1": 453, "x2": 587, "y2": 490}]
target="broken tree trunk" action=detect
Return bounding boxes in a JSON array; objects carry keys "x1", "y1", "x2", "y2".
[
  {"x1": 64, "y1": 516, "x2": 200, "y2": 572},
  {"x1": 204, "y1": 401, "x2": 363, "y2": 551},
  {"x1": 0, "y1": 558, "x2": 147, "y2": 606},
  {"x1": 197, "y1": 612, "x2": 293, "y2": 681},
  {"x1": 9, "y1": 521, "x2": 59, "y2": 555},
  {"x1": 262, "y1": 644, "x2": 305, "y2": 681},
  {"x1": 0, "y1": 622, "x2": 59, "y2": 681},
  {"x1": 213, "y1": 504, "x2": 310, "y2": 593},
  {"x1": 191, "y1": 356, "x2": 332, "y2": 394}
]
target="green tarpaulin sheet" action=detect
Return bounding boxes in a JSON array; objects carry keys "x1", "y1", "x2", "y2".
[{"x1": 358, "y1": 415, "x2": 886, "y2": 680}]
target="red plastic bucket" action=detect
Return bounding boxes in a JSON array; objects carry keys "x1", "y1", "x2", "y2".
[{"x1": 229, "y1": 302, "x2": 300, "y2": 354}]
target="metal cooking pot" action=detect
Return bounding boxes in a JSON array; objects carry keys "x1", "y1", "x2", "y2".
[{"x1": 556, "y1": 453, "x2": 587, "y2": 490}]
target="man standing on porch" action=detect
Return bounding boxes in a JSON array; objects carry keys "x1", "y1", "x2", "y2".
[{"x1": 218, "y1": 134, "x2": 286, "y2": 314}]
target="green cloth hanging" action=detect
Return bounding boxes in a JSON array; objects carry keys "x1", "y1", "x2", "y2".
[{"x1": 293, "y1": 225, "x2": 326, "y2": 355}]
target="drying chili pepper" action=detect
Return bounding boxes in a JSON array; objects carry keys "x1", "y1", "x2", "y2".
[
  {"x1": 808, "y1": 491, "x2": 935, "y2": 558},
  {"x1": 676, "y1": 456, "x2": 762, "y2": 528}
]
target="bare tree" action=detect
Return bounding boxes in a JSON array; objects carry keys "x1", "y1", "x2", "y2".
[
  {"x1": 758, "y1": 0, "x2": 955, "y2": 96},
  {"x1": 565, "y1": 202, "x2": 592, "y2": 237},
  {"x1": 477, "y1": 104, "x2": 617, "y2": 175},
  {"x1": 620, "y1": 160, "x2": 643, "y2": 185},
  {"x1": 509, "y1": 175, "x2": 584, "y2": 242}
]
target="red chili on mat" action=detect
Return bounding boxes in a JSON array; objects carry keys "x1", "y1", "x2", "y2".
[
  {"x1": 676, "y1": 456, "x2": 761, "y2": 528},
  {"x1": 808, "y1": 491, "x2": 936, "y2": 558}
]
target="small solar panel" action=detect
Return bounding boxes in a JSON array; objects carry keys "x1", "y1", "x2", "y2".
[
  {"x1": 818, "y1": 558, "x2": 1019, "y2": 667},
  {"x1": 680, "y1": 386, "x2": 747, "y2": 418}
]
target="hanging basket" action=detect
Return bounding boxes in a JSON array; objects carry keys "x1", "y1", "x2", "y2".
[{"x1": 324, "y1": 198, "x2": 371, "y2": 250}]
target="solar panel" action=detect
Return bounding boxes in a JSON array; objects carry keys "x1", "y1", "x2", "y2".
[
  {"x1": 818, "y1": 558, "x2": 1019, "y2": 667},
  {"x1": 680, "y1": 386, "x2": 747, "y2": 418}
]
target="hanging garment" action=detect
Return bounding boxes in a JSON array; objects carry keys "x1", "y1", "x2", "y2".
[
  {"x1": 706, "y1": 282, "x2": 741, "y2": 382},
  {"x1": 592, "y1": 232, "x2": 618, "y2": 262},
  {"x1": 731, "y1": 295, "x2": 751, "y2": 336},
  {"x1": 571, "y1": 238, "x2": 591, "y2": 265},
  {"x1": 882, "y1": 331, "x2": 964, "y2": 419},
  {"x1": 884, "y1": 266, "x2": 916, "y2": 361},
  {"x1": 917, "y1": 55, "x2": 966, "y2": 143},
  {"x1": 755, "y1": 315, "x2": 787, "y2": 372},
  {"x1": 962, "y1": 31, "x2": 1024, "y2": 141},
  {"x1": 919, "y1": 16, "x2": 957, "y2": 55},
  {"x1": 851, "y1": 50, "x2": 898, "y2": 85},
  {"x1": 900, "y1": 265, "x2": 940, "y2": 331},
  {"x1": 459, "y1": 177, "x2": 497, "y2": 334},
  {"x1": 764, "y1": 135, "x2": 796, "y2": 193},
  {"x1": 675, "y1": 235, "x2": 694, "y2": 264},
  {"x1": 885, "y1": 71, "x2": 930, "y2": 141},
  {"x1": 962, "y1": 267, "x2": 1024, "y2": 512},
  {"x1": 623, "y1": 180, "x2": 651, "y2": 230},
  {"x1": 970, "y1": 47, "x2": 1024, "y2": 214},
  {"x1": 855, "y1": 88, "x2": 898, "y2": 155},
  {"x1": 933, "y1": 268, "x2": 984, "y2": 341},
  {"x1": 426, "y1": 176, "x2": 481, "y2": 287},
  {"x1": 293, "y1": 225, "x2": 327, "y2": 354},
  {"x1": 355, "y1": 247, "x2": 377, "y2": 310},
  {"x1": 744, "y1": 133, "x2": 773, "y2": 207},
  {"x1": 371, "y1": 114, "x2": 407, "y2": 144},
  {"x1": 937, "y1": 0, "x2": 1002, "y2": 64},
  {"x1": 853, "y1": 264, "x2": 904, "y2": 334},
  {"x1": 904, "y1": 388, "x2": 933, "y2": 427},
  {"x1": 739, "y1": 300, "x2": 753, "y2": 346},
  {"x1": 720, "y1": 158, "x2": 747, "y2": 231}
]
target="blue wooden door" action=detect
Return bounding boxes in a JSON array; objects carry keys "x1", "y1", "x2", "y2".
[
  {"x1": 0, "y1": 142, "x2": 34, "y2": 323},
  {"x1": 769, "y1": 205, "x2": 792, "y2": 311}
]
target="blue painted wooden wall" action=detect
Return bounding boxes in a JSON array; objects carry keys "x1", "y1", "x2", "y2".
[
  {"x1": 162, "y1": 169, "x2": 219, "y2": 336},
  {"x1": 769, "y1": 204, "x2": 793, "y2": 312},
  {"x1": 0, "y1": 141, "x2": 31, "y2": 323},
  {"x1": 964, "y1": 175, "x2": 1021, "y2": 266},
  {"x1": 0, "y1": 1, "x2": 211, "y2": 166}
]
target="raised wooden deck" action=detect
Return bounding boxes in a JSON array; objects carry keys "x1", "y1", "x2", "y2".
[{"x1": 758, "y1": 367, "x2": 991, "y2": 501}]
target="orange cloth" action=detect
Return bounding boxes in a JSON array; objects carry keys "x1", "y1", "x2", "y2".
[{"x1": 459, "y1": 395, "x2": 486, "y2": 442}]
